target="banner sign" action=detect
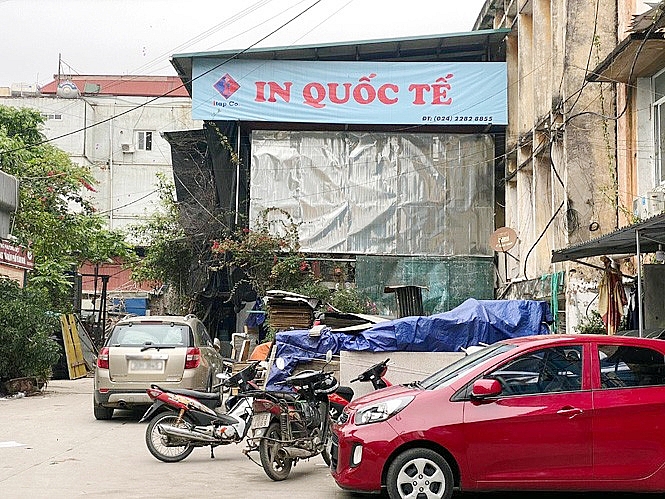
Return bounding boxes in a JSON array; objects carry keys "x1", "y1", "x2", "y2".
[
  {"x1": 192, "y1": 59, "x2": 507, "y2": 125},
  {"x1": 0, "y1": 241, "x2": 34, "y2": 270}
]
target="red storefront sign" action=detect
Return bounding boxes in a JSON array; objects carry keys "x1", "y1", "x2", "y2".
[{"x1": 0, "y1": 241, "x2": 34, "y2": 270}]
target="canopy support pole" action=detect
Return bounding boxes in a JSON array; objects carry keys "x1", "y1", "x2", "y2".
[{"x1": 637, "y1": 229, "x2": 644, "y2": 337}]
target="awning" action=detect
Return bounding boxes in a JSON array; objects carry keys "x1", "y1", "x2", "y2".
[
  {"x1": 587, "y1": 0, "x2": 665, "y2": 84},
  {"x1": 551, "y1": 213, "x2": 665, "y2": 337},
  {"x1": 587, "y1": 32, "x2": 665, "y2": 83},
  {"x1": 551, "y1": 213, "x2": 665, "y2": 263}
]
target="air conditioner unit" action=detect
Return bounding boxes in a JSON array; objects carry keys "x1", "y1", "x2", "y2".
[
  {"x1": 647, "y1": 190, "x2": 665, "y2": 217},
  {"x1": 121, "y1": 143, "x2": 134, "y2": 153}
]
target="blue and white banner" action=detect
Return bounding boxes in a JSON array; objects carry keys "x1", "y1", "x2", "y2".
[{"x1": 191, "y1": 59, "x2": 507, "y2": 125}]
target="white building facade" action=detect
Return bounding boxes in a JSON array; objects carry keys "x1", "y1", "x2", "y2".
[{"x1": 0, "y1": 75, "x2": 202, "y2": 232}]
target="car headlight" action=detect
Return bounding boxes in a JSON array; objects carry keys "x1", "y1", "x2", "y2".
[{"x1": 354, "y1": 396, "x2": 414, "y2": 425}]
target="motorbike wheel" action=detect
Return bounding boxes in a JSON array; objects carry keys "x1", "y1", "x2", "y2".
[
  {"x1": 259, "y1": 422, "x2": 293, "y2": 481},
  {"x1": 145, "y1": 411, "x2": 195, "y2": 463},
  {"x1": 321, "y1": 445, "x2": 331, "y2": 467}
]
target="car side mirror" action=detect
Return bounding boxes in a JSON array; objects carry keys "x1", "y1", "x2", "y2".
[{"x1": 471, "y1": 378, "x2": 502, "y2": 399}]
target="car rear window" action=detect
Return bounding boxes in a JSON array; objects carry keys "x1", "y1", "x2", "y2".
[
  {"x1": 599, "y1": 344, "x2": 665, "y2": 388},
  {"x1": 108, "y1": 324, "x2": 193, "y2": 347}
]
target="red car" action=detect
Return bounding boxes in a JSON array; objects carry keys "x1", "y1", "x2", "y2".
[{"x1": 330, "y1": 334, "x2": 665, "y2": 499}]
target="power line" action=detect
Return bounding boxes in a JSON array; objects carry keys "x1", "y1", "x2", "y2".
[{"x1": 0, "y1": 0, "x2": 324, "y2": 157}]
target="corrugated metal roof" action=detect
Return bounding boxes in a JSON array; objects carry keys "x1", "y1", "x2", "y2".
[
  {"x1": 39, "y1": 75, "x2": 190, "y2": 97},
  {"x1": 171, "y1": 29, "x2": 510, "y2": 95},
  {"x1": 551, "y1": 213, "x2": 665, "y2": 262}
]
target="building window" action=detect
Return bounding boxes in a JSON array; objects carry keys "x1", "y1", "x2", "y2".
[
  {"x1": 41, "y1": 113, "x2": 62, "y2": 120},
  {"x1": 136, "y1": 131, "x2": 153, "y2": 151},
  {"x1": 653, "y1": 70, "x2": 665, "y2": 184}
]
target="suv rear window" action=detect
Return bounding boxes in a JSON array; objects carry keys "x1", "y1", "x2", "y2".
[{"x1": 108, "y1": 324, "x2": 193, "y2": 347}]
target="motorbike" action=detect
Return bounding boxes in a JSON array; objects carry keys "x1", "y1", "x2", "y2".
[
  {"x1": 140, "y1": 360, "x2": 261, "y2": 463},
  {"x1": 244, "y1": 351, "x2": 339, "y2": 481},
  {"x1": 328, "y1": 357, "x2": 392, "y2": 420}
]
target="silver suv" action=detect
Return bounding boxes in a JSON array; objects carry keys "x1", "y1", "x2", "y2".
[{"x1": 93, "y1": 314, "x2": 224, "y2": 420}]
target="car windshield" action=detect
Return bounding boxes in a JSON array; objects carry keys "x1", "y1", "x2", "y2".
[
  {"x1": 419, "y1": 343, "x2": 516, "y2": 390},
  {"x1": 108, "y1": 324, "x2": 192, "y2": 348}
]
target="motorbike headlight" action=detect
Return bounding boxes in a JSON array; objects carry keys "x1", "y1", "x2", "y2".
[{"x1": 354, "y1": 396, "x2": 414, "y2": 425}]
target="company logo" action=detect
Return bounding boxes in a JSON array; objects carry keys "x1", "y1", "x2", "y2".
[{"x1": 213, "y1": 73, "x2": 240, "y2": 99}]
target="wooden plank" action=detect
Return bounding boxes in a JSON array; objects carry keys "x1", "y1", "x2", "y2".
[
  {"x1": 59, "y1": 314, "x2": 88, "y2": 379},
  {"x1": 238, "y1": 339, "x2": 251, "y2": 362}
]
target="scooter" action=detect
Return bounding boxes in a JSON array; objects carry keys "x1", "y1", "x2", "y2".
[
  {"x1": 140, "y1": 360, "x2": 261, "y2": 462},
  {"x1": 328, "y1": 358, "x2": 392, "y2": 420}
]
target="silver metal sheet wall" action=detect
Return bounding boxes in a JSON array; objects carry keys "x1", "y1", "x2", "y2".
[
  {"x1": 0, "y1": 171, "x2": 18, "y2": 238},
  {"x1": 250, "y1": 131, "x2": 494, "y2": 256}
]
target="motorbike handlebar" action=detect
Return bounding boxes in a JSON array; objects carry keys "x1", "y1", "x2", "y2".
[{"x1": 350, "y1": 358, "x2": 390, "y2": 383}]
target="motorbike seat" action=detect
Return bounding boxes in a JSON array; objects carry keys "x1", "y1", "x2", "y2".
[
  {"x1": 263, "y1": 390, "x2": 297, "y2": 402},
  {"x1": 152, "y1": 385, "x2": 220, "y2": 400},
  {"x1": 335, "y1": 385, "x2": 354, "y2": 402}
]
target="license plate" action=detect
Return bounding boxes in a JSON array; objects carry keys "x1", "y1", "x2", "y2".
[
  {"x1": 250, "y1": 412, "x2": 271, "y2": 429},
  {"x1": 128, "y1": 359, "x2": 164, "y2": 372}
]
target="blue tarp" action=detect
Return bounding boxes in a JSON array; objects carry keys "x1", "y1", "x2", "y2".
[{"x1": 265, "y1": 298, "x2": 552, "y2": 389}]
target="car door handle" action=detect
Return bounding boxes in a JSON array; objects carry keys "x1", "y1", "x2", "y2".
[{"x1": 557, "y1": 406, "x2": 583, "y2": 419}]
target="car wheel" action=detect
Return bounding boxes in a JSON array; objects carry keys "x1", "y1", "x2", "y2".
[
  {"x1": 93, "y1": 398, "x2": 114, "y2": 420},
  {"x1": 386, "y1": 448, "x2": 453, "y2": 499}
]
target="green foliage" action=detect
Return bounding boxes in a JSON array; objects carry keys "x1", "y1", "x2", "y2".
[
  {"x1": 0, "y1": 105, "x2": 133, "y2": 309},
  {"x1": 329, "y1": 287, "x2": 376, "y2": 314},
  {"x1": 0, "y1": 278, "x2": 61, "y2": 382},
  {"x1": 576, "y1": 310, "x2": 606, "y2": 334},
  {"x1": 128, "y1": 174, "x2": 194, "y2": 309},
  {"x1": 0, "y1": 105, "x2": 44, "y2": 144},
  {"x1": 293, "y1": 282, "x2": 332, "y2": 304}
]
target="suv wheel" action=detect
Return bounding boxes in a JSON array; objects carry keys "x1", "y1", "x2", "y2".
[{"x1": 93, "y1": 399, "x2": 114, "y2": 420}]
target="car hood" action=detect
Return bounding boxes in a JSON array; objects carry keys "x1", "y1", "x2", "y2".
[{"x1": 346, "y1": 383, "x2": 420, "y2": 411}]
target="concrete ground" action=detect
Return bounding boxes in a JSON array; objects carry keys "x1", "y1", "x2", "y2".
[{"x1": 0, "y1": 376, "x2": 353, "y2": 499}]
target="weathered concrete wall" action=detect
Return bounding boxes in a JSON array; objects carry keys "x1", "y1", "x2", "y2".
[
  {"x1": 481, "y1": 0, "x2": 621, "y2": 332},
  {"x1": 340, "y1": 350, "x2": 465, "y2": 399}
]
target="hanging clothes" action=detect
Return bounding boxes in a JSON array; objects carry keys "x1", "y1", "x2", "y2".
[
  {"x1": 598, "y1": 256, "x2": 627, "y2": 335},
  {"x1": 625, "y1": 285, "x2": 640, "y2": 331}
]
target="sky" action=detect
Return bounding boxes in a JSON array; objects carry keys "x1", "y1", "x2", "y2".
[{"x1": 0, "y1": 0, "x2": 487, "y2": 88}]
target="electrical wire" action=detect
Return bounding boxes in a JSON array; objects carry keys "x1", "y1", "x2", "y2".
[{"x1": 0, "y1": 0, "x2": 324, "y2": 157}]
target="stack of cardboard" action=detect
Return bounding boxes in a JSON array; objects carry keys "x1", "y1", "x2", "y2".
[{"x1": 265, "y1": 290, "x2": 317, "y2": 332}]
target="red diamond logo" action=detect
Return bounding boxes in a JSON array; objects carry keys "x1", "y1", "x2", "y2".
[{"x1": 213, "y1": 73, "x2": 240, "y2": 99}]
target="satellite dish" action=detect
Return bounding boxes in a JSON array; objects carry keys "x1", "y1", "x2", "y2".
[{"x1": 490, "y1": 226, "x2": 518, "y2": 252}]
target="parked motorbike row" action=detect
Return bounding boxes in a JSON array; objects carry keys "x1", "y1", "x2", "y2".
[{"x1": 139, "y1": 353, "x2": 392, "y2": 481}]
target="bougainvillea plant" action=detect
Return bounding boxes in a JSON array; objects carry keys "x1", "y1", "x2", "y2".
[{"x1": 211, "y1": 208, "x2": 314, "y2": 298}]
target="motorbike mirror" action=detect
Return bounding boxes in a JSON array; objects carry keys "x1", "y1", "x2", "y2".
[
  {"x1": 275, "y1": 357, "x2": 286, "y2": 370},
  {"x1": 325, "y1": 349, "x2": 333, "y2": 363},
  {"x1": 213, "y1": 338, "x2": 221, "y2": 351}
]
